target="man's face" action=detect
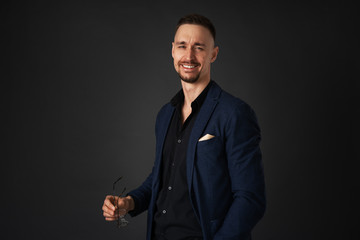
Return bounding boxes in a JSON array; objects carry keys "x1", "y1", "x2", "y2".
[{"x1": 172, "y1": 24, "x2": 219, "y2": 84}]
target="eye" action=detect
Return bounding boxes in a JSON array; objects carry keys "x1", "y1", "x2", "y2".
[{"x1": 178, "y1": 45, "x2": 186, "y2": 49}]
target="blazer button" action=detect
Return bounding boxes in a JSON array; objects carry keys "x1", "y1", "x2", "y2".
[{"x1": 177, "y1": 139, "x2": 181, "y2": 143}]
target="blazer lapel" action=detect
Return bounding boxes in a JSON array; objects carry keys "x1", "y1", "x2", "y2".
[
  {"x1": 186, "y1": 82, "x2": 222, "y2": 194},
  {"x1": 153, "y1": 104, "x2": 175, "y2": 191}
]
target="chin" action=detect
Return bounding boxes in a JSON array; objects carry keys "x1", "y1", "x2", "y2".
[
  {"x1": 179, "y1": 73, "x2": 200, "y2": 84},
  {"x1": 181, "y1": 78, "x2": 198, "y2": 83},
  {"x1": 181, "y1": 77, "x2": 200, "y2": 84}
]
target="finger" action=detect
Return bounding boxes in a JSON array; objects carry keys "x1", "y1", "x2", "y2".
[
  {"x1": 103, "y1": 211, "x2": 120, "y2": 218},
  {"x1": 105, "y1": 217, "x2": 118, "y2": 221},
  {"x1": 102, "y1": 205, "x2": 115, "y2": 216},
  {"x1": 104, "y1": 195, "x2": 117, "y2": 211},
  {"x1": 105, "y1": 195, "x2": 116, "y2": 205}
]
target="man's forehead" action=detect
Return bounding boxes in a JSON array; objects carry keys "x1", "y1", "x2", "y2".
[{"x1": 174, "y1": 24, "x2": 214, "y2": 44}]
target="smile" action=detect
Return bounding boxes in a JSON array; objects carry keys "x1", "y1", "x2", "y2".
[
  {"x1": 181, "y1": 63, "x2": 199, "y2": 70},
  {"x1": 183, "y1": 64, "x2": 195, "y2": 69}
]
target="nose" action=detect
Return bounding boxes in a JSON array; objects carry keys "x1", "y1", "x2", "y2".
[{"x1": 184, "y1": 47, "x2": 195, "y2": 61}]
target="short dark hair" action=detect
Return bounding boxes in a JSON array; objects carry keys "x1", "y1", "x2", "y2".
[{"x1": 175, "y1": 14, "x2": 216, "y2": 42}]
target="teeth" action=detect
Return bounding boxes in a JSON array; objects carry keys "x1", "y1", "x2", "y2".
[{"x1": 183, "y1": 65, "x2": 195, "y2": 68}]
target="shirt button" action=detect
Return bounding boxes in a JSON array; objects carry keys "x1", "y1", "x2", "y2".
[
  {"x1": 168, "y1": 186, "x2": 172, "y2": 190},
  {"x1": 177, "y1": 139, "x2": 182, "y2": 143},
  {"x1": 162, "y1": 210, "x2": 167, "y2": 214}
]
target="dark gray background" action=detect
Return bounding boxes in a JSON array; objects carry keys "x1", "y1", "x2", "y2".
[{"x1": 2, "y1": 0, "x2": 358, "y2": 239}]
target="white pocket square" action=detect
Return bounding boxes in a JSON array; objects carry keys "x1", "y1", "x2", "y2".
[{"x1": 198, "y1": 134, "x2": 215, "y2": 142}]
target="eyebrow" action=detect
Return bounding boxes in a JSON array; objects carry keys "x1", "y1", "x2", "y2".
[{"x1": 175, "y1": 41, "x2": 206, "y2": 47}]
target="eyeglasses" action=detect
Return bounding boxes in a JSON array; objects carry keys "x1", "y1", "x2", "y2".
[{"x1": 112, "y1": 176, "x2": 129, "y2": 228}]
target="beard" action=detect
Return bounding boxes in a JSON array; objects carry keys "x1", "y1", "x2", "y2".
[{"x1": 178, "y1": 71, "x2": 201, "y2": 83}]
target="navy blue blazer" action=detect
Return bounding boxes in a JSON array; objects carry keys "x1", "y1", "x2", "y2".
[{"x1": 128, "y1": 81, "x2": 266, "y2": 240}]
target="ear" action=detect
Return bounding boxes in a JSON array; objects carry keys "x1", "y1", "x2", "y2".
[{"x1": 210, "y1": 46, "x2": 219, "y2": 63}]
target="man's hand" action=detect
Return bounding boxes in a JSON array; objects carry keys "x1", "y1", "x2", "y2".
[{"x1": 102, "y1": 195, "x2": 135, "y2": 221}]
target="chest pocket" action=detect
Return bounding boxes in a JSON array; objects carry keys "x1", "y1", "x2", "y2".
[{"x1": 196, "y1": 136, "x2": 226, "y2": 175}]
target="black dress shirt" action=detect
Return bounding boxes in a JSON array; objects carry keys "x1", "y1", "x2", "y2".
[{"x1": 152, "y1": 82, "x2": 211, "y2": 240}]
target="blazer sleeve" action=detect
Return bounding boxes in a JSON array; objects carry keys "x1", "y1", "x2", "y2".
[{"x1": 214, "y1": 101, "x2": 266, "y2": 240}]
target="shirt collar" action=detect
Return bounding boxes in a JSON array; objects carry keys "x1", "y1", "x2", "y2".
[{"x1": 170, "y1": 80, "x2": 212, "y2": 111}]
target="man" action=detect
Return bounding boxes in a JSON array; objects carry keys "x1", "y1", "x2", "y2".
[{"x1": 102, "y1": 14, "x2": 266, "y2": 240}]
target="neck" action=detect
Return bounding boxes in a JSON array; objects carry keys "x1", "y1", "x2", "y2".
[{"x1": 181, "y1": 78, "x2": 210, "y2": 108}]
